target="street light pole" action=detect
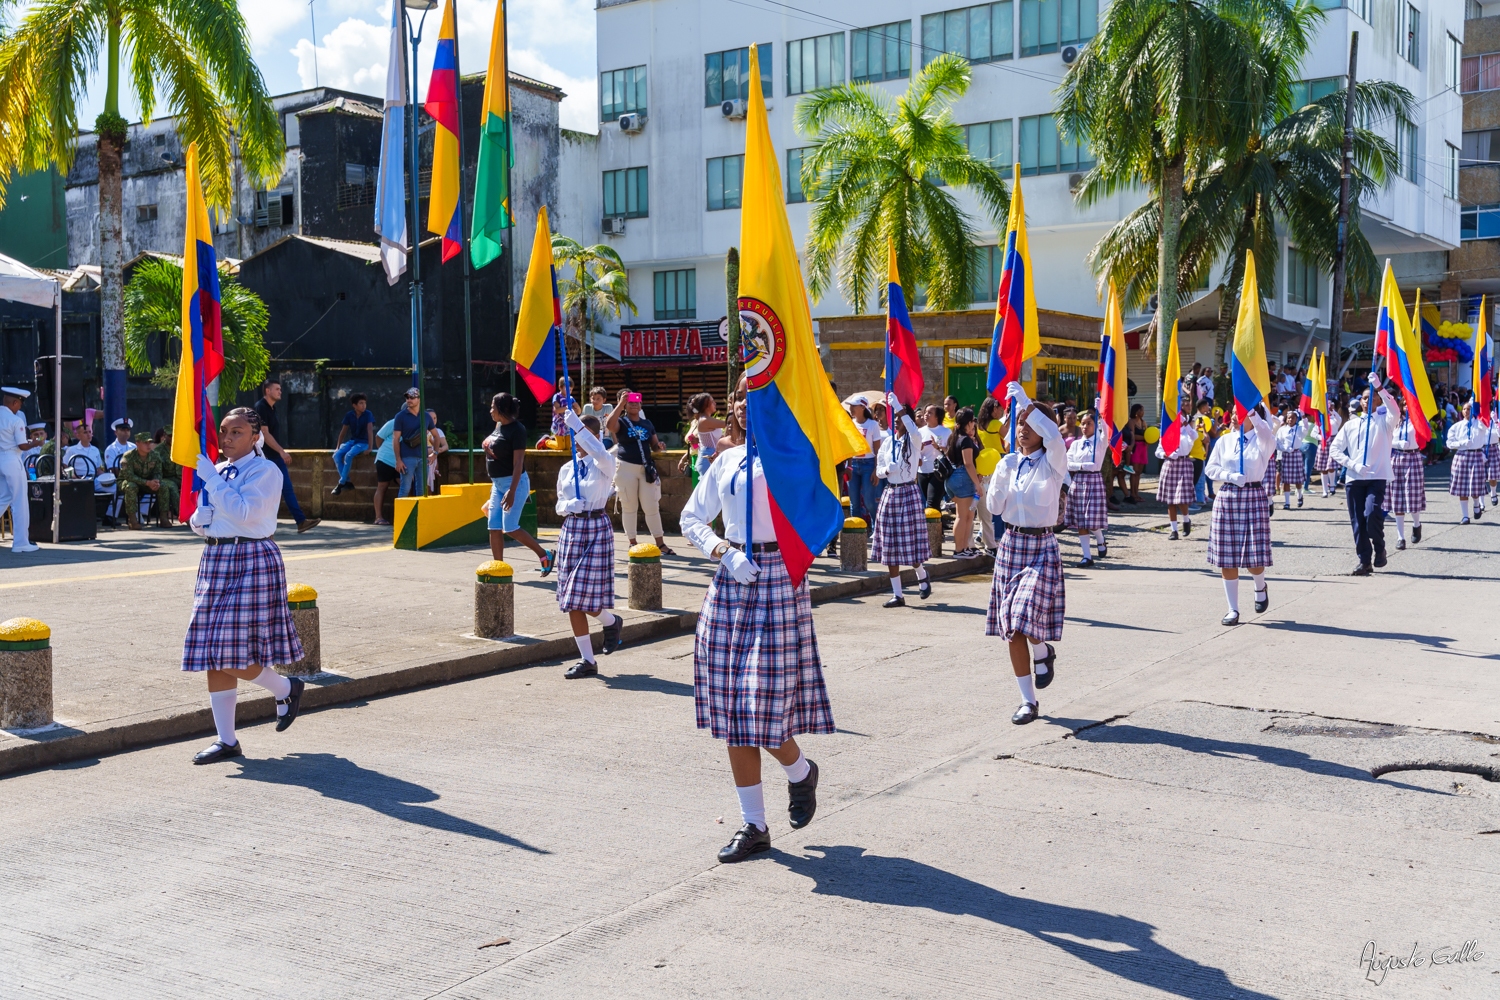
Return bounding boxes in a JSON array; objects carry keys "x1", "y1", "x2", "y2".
[
  {"x1": 404, "y1": 0, "x2": 435, "y2": 497},
  {"x1": 1328, "y1": 30, "x2": 1358, "y2": 373}
]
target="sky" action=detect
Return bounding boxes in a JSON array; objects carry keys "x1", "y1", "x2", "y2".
[{"x1": 70, "y1": 0, "x2": 599, "y2": 134}]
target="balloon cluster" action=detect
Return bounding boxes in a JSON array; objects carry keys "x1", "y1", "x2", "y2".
[{"x1": 1425, "y1": 321, "x2": 1474, "y2": 364}]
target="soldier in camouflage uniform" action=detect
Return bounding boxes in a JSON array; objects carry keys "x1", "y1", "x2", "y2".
[{"x1": 118, "y1": 437, "x2": 179, "y2": 528}]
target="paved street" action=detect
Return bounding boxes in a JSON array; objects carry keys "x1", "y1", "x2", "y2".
[{"x1": 3, "y1": 473, "x2": 1500, "y2": 998}]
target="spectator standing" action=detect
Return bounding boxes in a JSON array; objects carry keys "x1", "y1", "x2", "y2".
[
  {"x1": 427, "y1": 409, "x2": 448, "y2": 493},
  {"x1": 942, "y1": 395, "x2": 959, "y2": 430},
  {"x1": 1198, "y1": 366, "x2": 1216, "y2": 404},
  {"x1": 390, "y1": 387, "x2": 432, "y2": 499},
  {"x1": 945, "y1": 407, "x2": 982, "y2": 557},
  {"x1": 974, "y1": 396, "x2": 1006, "y2": 553},
  {"x1": 680, "y1": 392, "x2": 725, "y2": 483},
  {"x1": 1191, "y1": 398, "x2": 1215, "y2": 506},
  {"x1": 253, "y1": 379, "x2": 320, "y2": 533},
  {"x1": 606, "y1": 388, "x2": 674, "y2": 554},
  {"x1": 582, "y1": 386, "x2": 613, "y2": 448},
  {"x1": 845, "y1": 396, "x2": 885, "y2": 523},
  {"x1": 371, "y1": 417, "x2": 398, "y2": 525},
  {"x1": 481, "y1": 392, "x2": 554, "y2": 573},
  {"x1": 331, "y1": 393, "x2": 375, "y2": 494},
  {"x1": 916, "y1": 404, "x2": 951, "y2": 512}
]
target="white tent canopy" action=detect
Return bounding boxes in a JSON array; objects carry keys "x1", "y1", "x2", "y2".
[
  {"x1": 0, "y1": 251, "x2": 63, "y2": 544},
  {"x1": 0, "y1": 251, "x2": 59, "y2": 309}
]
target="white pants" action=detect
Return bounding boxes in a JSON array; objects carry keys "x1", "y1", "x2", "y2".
[
  {"x1": 0, "y1": 453, "x2": 30, "y2": 549},
  {"x1": 613, "y1": 460, "x2": 664, "y2": 539},
  {"x1": 977, "y1": 474, "x2": 996, "y2": 548}
]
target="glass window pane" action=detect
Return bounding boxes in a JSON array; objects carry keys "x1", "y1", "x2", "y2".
[
  {"x1": 922, "y1": 14, "x2": 943, "y2": 68},
  {"x1": 995, "y1": 119, "x2": 1012, "y2": 166},
  {"x1": 853, "y1": 29, "x2": 868, "y2": 80},
  {"x1": 1020, "y1": 0, "x2": 1038, "y2": 55},
  {"x1": 831, "y1": 33, "x2": 845, "y2": 86},
  {"x1": 788, "y1": 39, "x2": 803, "y2": 94},
  {"x1": 726, "y1": 155, "x2": 743, "y2": 208},
  {"x1": 788, "y1": 148, "x2": 805, "y2": 203},
  {"x1": 1020, "y1": 115, "x2": 1039, "y2": 174},
  {"x1": 946, "y1": 10, "x2": 966, "y2": 56},
  {"x1": 1463, "y1": 55, "x2": 1480, "y2": 93},
  {"x1": 1038, "y1": 113, "x2": 1058, "y2": 173},
  {"x1": 900, "y1": 21, "x2": 912, "y2": 75},
  {"x1": 1061, "y1": 0, "x2": 1077, "y2": 46},
  {"x1": 1039, "y1": 0, "x2": 1058, "y2": 50},
  {"x1": 970, "y1": 5, "x2": 991, "y2": 60},
  {"x1": 708, "y1": 158, "x2": 724, "y2": 210},
  {"x1": 1079, "y1": 0, "x2": 1096, "y2": 40},
  {"x1": 994, "y1": 1, "x2": 1013, "y2": 59},
  {"x1": 968, "y1": 123, "x2": 991, "y2": 164},
  {"x1": 758, "y1": 43, "x2": 772, "y2": 97},
  {"x1": 706, "y1": 52, "x2": 722, "y2": 106}
]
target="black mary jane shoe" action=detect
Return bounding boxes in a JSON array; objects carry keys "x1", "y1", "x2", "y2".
[
  {"x1": 1077, "y1": 557, "x2": 1095, "y2": 568},
  {"x1": 1253, "y1": 587, "x2": 1269, "y2": 614},
  {"x1": 1169, "y1": 530, "x2": 1179, "y2": 541},
  {"x1": 275, "y1": 676, "x2": 305, "y2": 733},
  {"x1": 564, "y1": 659, "x2": 598, "y2": 680},
  {"x1": 1396, "y1": 539, "x2": 1407, "y2": 551},
  {"x1": 1221, "y1": 611, "x2": 1240, "y2": 626},
  {"x1": 787, "y1": 759, "x2": 819, "y2": 829},
  {"x1": 1373, "y1": 552, "x2": 1388, "y2": 568},
  {"x1": 883, "y1": 595, "x2": 906, "y2": 608},
  {"x1": 1011, "y1": 701, "x2": 1040, "y2": 725},
  {"x1": 717, "y1": 823, "x2": 771, "y2": 863},
  {"x1": 1097, "y1": 544, "x2": 1109, "y2": 559},
  {"x1": 192, "y1": 740, "x2": 243, "y2": 765},
  {"x1": 1412, "y1": 525, "x2": 1422, "y2": 544},
  {"x1": 601, "y1": 615, "x2": 624, "y2": 654},
  {"x1": 918, "y1": 578, "x2": 932, "y2": 600},
  {"x1": 1033, "y1": 644, "x2": 1057, "y2": 689},
  {"x1": 1182, "y1": 520, "x2": 1192, "y2": 537},
  {"x1": 1350, "y1": 563, "x2": 1373, "y2": 577}
]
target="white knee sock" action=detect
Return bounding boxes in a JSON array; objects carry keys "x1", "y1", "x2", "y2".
[
  {"x1": 1169, "y1": 516, "x2": 1179, "y2": 532},
  {"x1": 574, "y1": 635, "x2": 596, "y2": 664},
  {"x1": 598, "y1": 609, "x2": 617, "y2": 628},
  {"x1": 1394, "y1": 515, "x2": 1406, "y2": 541},
  {"x1": 890, "y1": 575, "x2": 903, "y2": 597},
  {"x1": 249, "y1": 666, "x2": 292, "y2": 716},
  {"x1": 1251, "y1": 571, "x2": 1266, "y2": 594},
  {"x1": 1092, "y1": 530, "x2": 1105, "y2": 546},
  {"x1": 915, "y1": 565, "x2": 929, "y2": 581},
  {"x1": 1079, "y1": 535, "x2": 1092, "y2": 558},
  {"x1": 1461, "y1": 499, "x2": 1472, "y2": 519},
  {"x1": 782, "y1": 753, "x2": 810, "y2": 784},
  {"x1": 1030, "y1": 641, "x2": 1051, "y2": 678},
  {"x1": 1412, "y1": 512, "x2": 1421, "y2": 527},
  {"x1": 1016, "y1": 672, "x2": 1037, "y2": 705},
  {"x1": 1223, "y1": 578, "x2": 1239, "y2": 613},
  {"x1": 736, "y1": 782, "x2": 767, "y2": 831},
  {"x1": 209, "y1": 689, "x2": 238, "y2": 746}
]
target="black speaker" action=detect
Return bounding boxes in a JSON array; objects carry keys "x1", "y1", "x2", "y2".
[
  {"x1": 33, "y1": 355, "x2": 85, "y2": 421},
  {"x1": 27, "y1": 479, "x2": 98, "y2": 542}
]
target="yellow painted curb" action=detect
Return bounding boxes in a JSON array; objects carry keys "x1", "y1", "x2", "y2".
[
  {"x1": 843, "y1": 517, "x2": 868, "y2": 531},
  {"x1": 0, "y1": 617, "x2": 50, "y2": 642},
  {"x1": 925, "y1": 508, "x2": 942, "y2": 519}
]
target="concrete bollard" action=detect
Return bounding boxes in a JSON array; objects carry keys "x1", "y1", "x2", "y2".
[
  {"x1": 840, "y1": 517, "x2": 868, "y2": 572},
  {"x1": 628, "y1": 542, "x2": 662, "y2": 610},
  {"x1": 926, "y1": 507, "x2": 944, "y2": 558},
  {"x1": 279, "y1": 584, "x2": 322, "y2": 677},
  {"x1": 0, "y1": 617, "x2": 53, "y2": 729},
  {"x1": 474, "y1": 560, "x2": 515, "y2": 639}
]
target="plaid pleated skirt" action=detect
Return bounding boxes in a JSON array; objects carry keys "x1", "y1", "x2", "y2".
[
  {"x1": 1264, "y1": 453, "x2": 1281, "y2": 488},
  {"x1": 694, "y1": 549, "x2": 834, "y2": 747},
  {"x1": 1383, "y1": 450, "x2": 1426, "y2": 514},
  {"x1": 985, "y1": 529, "x2": 1065, "y2": 642},
  {"x1": 1485, "y1": 443, "x2": 1500, "y2": 482},
  {"x1": 555, "y1": 512, "x2": 616, "y2": 613},
  {"x1": 1156, "y1": 455, "x2": 1196, "y2": 505},
  {"x1": 1276, "y1": 451, "x2": 1306, "y2": 487},
  {"x1": 1449, "y1": 451, "x2": 1488, "y2": 497},
  {"x1": 1206, "y1": 482, "x2": 1273, "y2": 569},
  {"x1": 869, "y1": 481, "x2": 930, "y2": 566},
  {"x1": 182, "y1": 540, "x2": 304, "y2": 672},
  {"x1": 1064, "y1": 470, "x2": 1108, "y2": 531},
  {"x1": 1315, "y1": 440, "x2": 1336, "y2": 472}
]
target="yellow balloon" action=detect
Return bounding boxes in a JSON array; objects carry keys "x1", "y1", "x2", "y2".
[
  {"x1": 975, "y1": 447, "x2": 1001, "y2": 476},
  {"x1": 1143, "y1": 425, "x2": 1161, "y2": 445}
]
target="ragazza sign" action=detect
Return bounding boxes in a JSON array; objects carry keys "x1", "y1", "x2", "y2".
[{"x1": 619, "y1": 321, "x2": 728, "y2": 365}]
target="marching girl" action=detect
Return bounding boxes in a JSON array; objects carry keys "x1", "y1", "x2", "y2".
[
  {"x1": 871, "y1": 392, "x2": 932, "y2": 607},
  {"x1": 1274, "y1": 410, "x2": 1307, "y2": 510},
  {"x1": 1064, "y1": 403, "x2": 1109, "y2": 567},
  {"x1": 1315, "y1": 401, "x2": 1345, "y2": 496},
  {"x1": 984, "y1": 382, "x2": 1068, "y2": 726},
  {"x1": 1204, "y1": 404, "x2": 1276, "y2": 626},
  {"x1": 183, "y1": 407, "x2": 305, "y2": 764},
  {"x1": 680, "y1": 382, "x2": 832, "y2": 863},
  {"x1": 1485, "y1": 410, "x2": 1499, "y2": 508},
  {"x1": 554, "y1": 410, "x2": 624, "y2": 679},
  {"x1": 1155, "y1": 398, "x2": 1199, "y2": 540},
  {"x1": 1384, "y1": 393, "x2": 1426, "y2": 549},
  {"x1": 1446, "y1": 401, "x2": 1489, "y2": 524}
]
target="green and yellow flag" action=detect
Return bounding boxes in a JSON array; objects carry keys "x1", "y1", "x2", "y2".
[{"x1": 470, "y1": 0, "x2": 513, "y2": 268}]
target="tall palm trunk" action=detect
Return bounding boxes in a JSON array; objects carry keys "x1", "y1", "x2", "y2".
[
  {"x1": 98, "y1": 17, "x2": 128, "y2": 427},
  {"x1": 1213, "y1": 200, "x2": 1258, "y2": 368},
  {"x1": 1154, "y1": 154, "x2": 1185, "y2": 401}
]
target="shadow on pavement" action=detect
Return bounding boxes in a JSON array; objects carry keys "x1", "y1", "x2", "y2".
[
  {"x1": 1066, "y1": 616, "x2": 1174, "y2": 633},
  {"x1": 600, "y1": 673, "x2": 693, "y2": 697},
  {"x1": 230, "y1": 753, "x2": 549, "y2": 852},
  {"x1": 774, "y1": 845, "x2": 1281, "y2": 1000},
  {"x1": 1258, "y1": 619, "x2": 1454, "y2": 647}
]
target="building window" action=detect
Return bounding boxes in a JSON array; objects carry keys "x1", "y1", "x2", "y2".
[
  {"x1": 1313, "y1": 0, "x2": 1370, "y2": 21},
  {"x1": 1020, "y1": 0, "x2": 1096, "y2": 57},
  {"x1": 135, "y1": 204, "x2": 158, "y2": 223},
  {"x1": 971, "y1": 245, "x2": 1003, "y2": 302},
  {"x1": 1398, "y1": 3, "x2": 1420, "y2": 67},
  {"x1": 1462, "y1": 53, "x2": 1500, "y2": 93},
  {"x1": 1450, "y1": 34, "x2": 1463, "y2": 92},
  {"x1": 1289, "y1": 76, "x2": 1341, "y2": 109},
  {"x1": 1469, "y1": 0, "x2": 1484, "y2": 19},
  {"x1": 851, "y1": 21, "x2": 912, "y2": 83},
  {"x1": 707, "y1": 155, "x2": 744, "y2": 211},
  {"x1": 1462, "y1": 128, "x2": 1500, "y2": 165},
  {"x1": 1447, "y1": 143, "x2": 1460, "y2": 199},
  {"x1": 254, "y1": 190, "x2": 294, "y2": 228},
  {"x1": 787, "y1": 33, "x2": 845, "y2": 95},
  {"x1": 787, "y1": 147, "x2": 810, "y2": 203},
  {"x1": 1018, "y1": 113, "x2": 1093, "y2": 175},
  {"x1": 706, "y1": 45, "x2": 771, "y2": 107},
  {"x1": 1287, "y1": 248, "x2": 1319, "y2": 308},
  {"x1": 1397, "y1": 116, "x2": 1418, "y2": 184},
  {"x1": 601, "y1": 65, "x2": 648, "y2": 121},
  {"x1": 338, "y1": 164, "x2": 375, "y2": 209},
  {"x1": 603, "y1": 167, "x2": 648, "y2": 219},
  {"x1": 654, "y1": 269, "x2": 696, "y2": 321},
  {"x1": 921, "y1": 3, "x2": 1014, "y2": 67},
  {"x1": 1462, "y1": 204, "x2": 1500, "y2": 240},
  {"x1": 963, "y1": 119, "x2": 1013, "y2": 169}
]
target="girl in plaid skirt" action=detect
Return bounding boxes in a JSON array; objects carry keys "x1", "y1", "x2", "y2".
[
  {"x1": 553, "y1": 412, "x2": 624, "y2": 680},
  {"x1": 1384, "y1": 398, "x2": 1426, "y2": 549},
  {"x1": 1315, "y1": 408, "x2": 1344, "y2": 496},
  {"x1": 871, "y1": 394, "x2": 931, "y2": 607},
  {"x1": 679, "y1": 386, "x2": 832, "y2": 864},
  {"x1": 1485, "y1": 416, "x2": 1499, "y2": 506},
  {"x1": 984, "y1": 383, "x2": 1068, "y2": 726},
  {"x1": 1446, "y1": 403, "x2": 1489, "y2": 523},
  {"x1": 1204, "y1": 407, "x2": 1276, "y2": 626},
  {"x1": 1064, "y1": 406, "x2": 1109, "y2": 567},
  {"x1": 1155, "y1": 396, "x2": 1199, "y2": 539},
  {"x1": 1274, "y1": 411, "x2": 1307, "y2": 511},
  {"x1": 182, "y1": 407, "x2": 306, "y2": 765}
]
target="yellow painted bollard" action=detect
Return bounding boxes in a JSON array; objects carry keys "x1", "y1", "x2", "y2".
[
  {"x1": 475, "y1": 560, "x2": 515, "y2": 639},
  {"x1": 0, "y1": 617, "x2": 52, "y2": 729},
  {"x1": 279, "y1": 584, "x2": 321, "y2": 677},
  {"x1": 628, "y1": 542, "x2": 662, "y2": 610},
  {"x1": 926, "y1": 507, "x2": 944, "y2": 558},
  {"x1": 840, "y1": 517, "x2": 869, "y2": 572}
]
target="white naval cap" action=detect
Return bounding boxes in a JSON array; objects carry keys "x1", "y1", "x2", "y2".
[
  {"x1": 1, "y1": 386, "x2": 30, "y2": 398},
  {"x1": 26, "y1": 422, "x2": 46, "y2": 430},
  {"x1": 111, "y1": 417, "x2": 134, "y2": 430}
]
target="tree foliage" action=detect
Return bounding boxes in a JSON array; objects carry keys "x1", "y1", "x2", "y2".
[{"x1": 123, "y1": 257, "x2": 270, "y2": 392}]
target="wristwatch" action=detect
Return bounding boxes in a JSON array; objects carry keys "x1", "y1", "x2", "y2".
[{"x1": 711, "y1": 541, "x2": 730, "y2": 559}]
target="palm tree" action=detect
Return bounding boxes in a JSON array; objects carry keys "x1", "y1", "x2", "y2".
[
  {"x1": 796, "y1": 53, "x2": 1009, "y2": 313},
  {"x1": 551, "y1": 235, "x2": 637, "y2": 391},
  {"x1": 1086, "y1": 3, "x2": 1412, "y2": 366},
  {"x1": 1057, "y1": 0, "x2": 1291, "y2": 394},
  {"x1": 0, "y1": 0, "x2": 284, "y2": 423},
  {"x1": 123, "y1": 256, "x2": 270, "y2": 394}
]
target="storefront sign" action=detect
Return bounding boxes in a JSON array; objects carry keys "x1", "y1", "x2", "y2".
[{"x1": 619, "y1": 321, "x2": 728, "y2": 365}]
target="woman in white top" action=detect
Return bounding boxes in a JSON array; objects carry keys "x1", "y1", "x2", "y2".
[
  {"x1": 679, "y1": 392, "x2": 725, "y2": 480},
  {"x1": 182, "y1": 407, "x2": 306, "y2": 765},
  {"x1": 984, "y1": 383, "x2": 1069, "y2": 726},
  {"x1": 1154, "y1": 398, "x2": 1199, "y2": 539},
  {"x1": 1064, "y1": 405, "x2": 1110, "y2": 566},
  {"x1": 916, "y1": 404, "x2": 952, "y2": 512},
  {"x1": 1446, "y1": 401, "x2": 1489, "y2": 523},
  {"x1": 679, "y1": 383, "x2": 831, "y2": 865},
  {"x1": 1204, "y1": 406, "x2": 1276, "y2": 625},
  {"x1": 845, "y1": 398, "x2": 885, "y2": 524},
  {"x1": 554, "y1": 412, "x2": 624, "y2": 679},
  {"x1": 1273, "y1": 410, "x2": 1306, "y2": 510},
  {"x1": 871, "y1": 393, "x2": 931, "y2": 607}
]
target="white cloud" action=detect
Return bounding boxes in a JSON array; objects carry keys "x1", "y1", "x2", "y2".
[
  {"x1": 509, "y1": 49, "x2": 596, "y2": 133},
  {"x1": 291, "y1": 16, "x2": 390, "y2": 96}
]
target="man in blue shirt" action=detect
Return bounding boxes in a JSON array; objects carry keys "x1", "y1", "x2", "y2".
[
  {"x1": 392, "y1": 388, "x2": 432, "y2": 498},
  {"x1": 331, "y1": 393, "x2": 376, "y2": 494}
]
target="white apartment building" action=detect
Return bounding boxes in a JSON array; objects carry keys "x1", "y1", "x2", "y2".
[{"x1": 589, "y1": 0, "x2": 1464, "y2": 370}]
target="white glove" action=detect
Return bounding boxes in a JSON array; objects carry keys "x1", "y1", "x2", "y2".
[
  {"x1": 886, "y1": 391, "x2": 900, "y2": 410},
  {"x1": 1367, "y1": 372, "x2": 1382, "y2": 390},
  {"x1": 721, "y1": 547, "x2": 760, "y2": 584},
  {"x1": 194, "y1": 456, "x2": 218, "y2": 484},
  {"x1": 564, "y1": 409, "x2": 585, "y2": 433},
  {"x1": 1007, "y1": 382, "x2": 1031, "y2": 410}
]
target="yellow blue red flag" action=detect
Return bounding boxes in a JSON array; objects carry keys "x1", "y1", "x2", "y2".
[
  {"x1": 511, "y1": 206, "x2": 560, "y2": 403},
  {"x1": 1375, "y1": 261, "x2": 1438, "y2": 446},
  {"x1": 986, "y1": 165, "x2": 1039, "y2": 402},
  {"x1": 738, "y1": 44, "x2": 867, "y2": 586},
  {"x1": 1097, "y1": 279, "x2": 1129, "y2": 462},
  {"x1": 1476, "y1": 296, "x2": 1493, "y2": 425},
  {"x1": 1230, "y1": 251, "x2": 1271, "y2": 423},
  {"x1": 1158, "y1": 319, "x2": 1183, "y2": 453},
  {"x1": 424, "y1": 0, "x2": 462, "y2": 261},
  {"x1": 885, "y1": 241, "x2": 923, "y2": 411},
  {"x1": 171, "y1": 144, "x2": 224, "y2": 522}
]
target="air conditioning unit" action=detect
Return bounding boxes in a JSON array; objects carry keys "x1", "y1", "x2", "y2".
[
  {"x1": 1068, "y1": 172, "x2": 1086, "y2": 194},
  {"x1": 618, "y1": 113, "x2": 645, "y2": 133},
  {"x1": 601, "y1": 216, "x2": 626, "y2": 236},
  {"x1": 1061, "y1": 44, "x2": 1081, "y2": 65},
  {"x1": 721, "y1": 99, "x2": 748, "y2": 120}
]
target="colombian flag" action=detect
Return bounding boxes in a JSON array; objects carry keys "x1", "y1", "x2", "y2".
[
  {"x1": 1374, "y1": 261, "x2": 1438, "y2": 447},
  {"x1": 1158, "y1": 319, "x2": 1183, "y2": 454},
  {"x1": 1098, "y1": 279, "x2": 1129, "y2": 462},
  {"x1": 424, "y1": 0, "x2": 462, "y2": 262},
  {"x1": 1298, "y1": 347, "x2": 1318, "y2": 419},
  {"x1": 738, "y1": 44, "x2": 867, "y2": 586},
  {"x1": 885, "y1": 241, "x2": 923, "y2": 411},
  {"x1": 986, "y1": 165, "x2": 1039, "y2": 402},
  {"x1": 511, "y1": 206, "x2": 560, "y2": 403},
  {"x1": 1230, "y1": 251, "x2": 1271, "y2": 424},
  {"x1": 471, "y1": 0, "x2": 513, "y2": 268},
  {"x1": 1474, "y1": 296, "x2": 1493, "y2": 425},
  {"x1": 1310, "y1": 349, "x2": 1330, "y2": 444},
  {"x1": 170, "y1": 144, "x2": 224, "y2": 522}
]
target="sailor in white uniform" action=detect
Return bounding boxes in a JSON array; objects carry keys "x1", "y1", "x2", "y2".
[{"x1": 0, "y1": 387, "x2": 39, "y2": 552}]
